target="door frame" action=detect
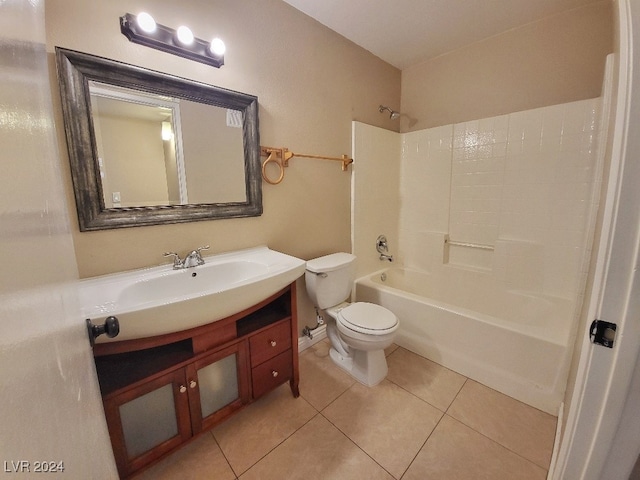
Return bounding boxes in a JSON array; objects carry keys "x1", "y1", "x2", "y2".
[{"x1": 552, "y1": 0, "x2": 640, "y2": 478}]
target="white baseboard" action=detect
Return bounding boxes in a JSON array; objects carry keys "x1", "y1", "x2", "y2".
[{"x1": 298, "y1": 324, "x2": 327, "y2": 352}]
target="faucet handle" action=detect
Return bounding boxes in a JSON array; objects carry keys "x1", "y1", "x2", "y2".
[
  {"x1": 194, "y1": 245, "x2": 210, "y2": 263},
  {"x1": 163, "y1": 252, "x2": 183, "y2": 269},
  {"x1": 188, "y1": 245, "x2": 209, "y2": 267},
  {"x1": 196, "y1": 245, "x2": 210, "y2": 254},
  {"x1": 376, "y1": 235, "x2": 389, "y2": 253}
]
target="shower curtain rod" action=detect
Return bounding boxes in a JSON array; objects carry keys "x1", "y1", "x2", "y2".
[{"x1": 260, "y1": 146, "x2": 353, "y2": 185}]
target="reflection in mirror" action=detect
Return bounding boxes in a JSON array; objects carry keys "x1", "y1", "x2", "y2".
[
  {"x1": 89, "y1": 82, "x2": 247, "y2": 208},
  {"x1": 179, "y1": 100, "x2": 246, "y2": 204},
  {"x1": 89, "y1": 83, "x2": 186, "y2": 207},
  {"x1": 55, "y1": 47, "x2": 261, "y2": 231}
]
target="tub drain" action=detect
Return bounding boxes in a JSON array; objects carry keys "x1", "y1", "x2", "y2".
[{"x1": 380, "y1": 273, "x2": 387, "y2": 282}]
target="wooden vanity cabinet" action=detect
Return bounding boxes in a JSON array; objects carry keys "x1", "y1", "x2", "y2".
[
  {"x1": 249, "y1": 320, "x2": 294, "y2": 397},
  {"x1": 187, "y1": 341, "x2": 251, "y2": 435},
  {"x1": 93, "y1": 284, "x2": 299, "y2": 479},
  {"x1": 102, "y1": 368, "x2": 192, "y2": 477}
]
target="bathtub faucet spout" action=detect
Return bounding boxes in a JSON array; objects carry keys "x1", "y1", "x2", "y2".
[{"x1": 379, "y1": 253, "x2": 394, "y2": 262}]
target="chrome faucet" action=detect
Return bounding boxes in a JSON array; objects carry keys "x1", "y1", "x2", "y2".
[
  {"x1": 164, "y1": 245, "x2": 210, "y2": 269},
  {"x1": 184, "y1": 245, "x2": 210, "y2": 268},
  {"x1": 376, "y1": 235, "x2": 394, "y2": 262}
]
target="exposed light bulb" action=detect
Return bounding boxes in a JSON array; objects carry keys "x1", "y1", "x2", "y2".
[
  {"x1": 136, "y1": 12, "x2": 156, "y2": 33},
  {"x1": 209, "y1": 38, "x2": 226, "y2": 56},
  {"x1": 176, "y1": 26, "x2": 194, "y2": 45}
]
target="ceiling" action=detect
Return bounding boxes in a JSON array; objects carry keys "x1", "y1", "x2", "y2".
[{"x1": 282, "y1": 0, "x2": 603, "y2": 70}]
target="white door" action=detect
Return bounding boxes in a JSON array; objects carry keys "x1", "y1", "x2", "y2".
[{"x1": 553, "y1": 0, "x2": 640, "y2": 478}]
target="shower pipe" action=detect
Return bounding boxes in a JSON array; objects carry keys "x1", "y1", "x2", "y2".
[
  {"x1": 379, "y1": 105, "x2": 400, "y2": 119},
  {"x1": 260, "y1": 146, "x2": 353, "y2": 185}
]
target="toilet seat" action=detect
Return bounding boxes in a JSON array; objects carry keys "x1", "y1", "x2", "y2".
[{"x1": 337, "y1": 302, "x2": 398, "y2": 335}]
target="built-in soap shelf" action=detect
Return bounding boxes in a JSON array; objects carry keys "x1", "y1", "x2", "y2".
[{"x1": 443, "y1": 234, "x2": 494, "y2": 271}]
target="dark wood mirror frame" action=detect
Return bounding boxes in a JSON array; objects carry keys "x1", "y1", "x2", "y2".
[{"x1": 55, "y1": 47, "x2": 262, "y2": 231}]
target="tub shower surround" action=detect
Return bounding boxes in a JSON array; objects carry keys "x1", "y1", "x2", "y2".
[
  {"x1": 400, "y1": 99, "x2": 601, "y2": 295},
  {"x1": 353, "y1": 97, "x2": 604, "y2": 413}
]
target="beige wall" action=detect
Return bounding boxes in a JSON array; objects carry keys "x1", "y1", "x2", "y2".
[
  {"x1": 45, "y1": 0, "x2": 401, "y2": 279},
  {"x1": 401, "y1": 1, "x2": 614, "y2": 131}
]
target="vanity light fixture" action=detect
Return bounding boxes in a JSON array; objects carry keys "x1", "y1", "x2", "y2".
[
  {"x1": 176, "y1": 26, "x2": 194, "y2": 45},
  {"x1": 136, "y1": 12, "x2": 156, "y2": 33},
  {"x1": 120, "y1": 12, "x2": 225, "y2": 68},
  {"x1": 210, "y1": 37, "x2": 226, "y2": 56}
]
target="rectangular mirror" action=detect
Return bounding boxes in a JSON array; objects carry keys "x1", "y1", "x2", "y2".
[{"x1": 55, "y1": 48, "x2": 261, "y2": 231}]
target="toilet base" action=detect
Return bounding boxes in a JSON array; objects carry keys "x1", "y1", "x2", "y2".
[{"x1": 329, "y1": 346, "x2": 388, "y2": 387}]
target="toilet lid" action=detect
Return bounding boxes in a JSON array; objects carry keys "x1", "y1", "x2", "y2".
[
  {"x1": 306, "y1": 252, "x2": 355, "y2": 273},
  {"x1": 338, "y1": 302, "x2": 398, "y2": 334}
]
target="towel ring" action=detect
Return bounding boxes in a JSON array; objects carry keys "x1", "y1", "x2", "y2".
[{"x1": 261, "y1": 150, "x2": 285, "y2": 185}]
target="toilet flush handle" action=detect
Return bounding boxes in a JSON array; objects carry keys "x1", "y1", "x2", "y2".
[{"x1": 306, "y1": 269, "x2": 328, "y2": 278}]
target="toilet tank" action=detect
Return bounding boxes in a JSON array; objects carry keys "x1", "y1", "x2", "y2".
[{"x1": 305, "y1": 253, "x2": 356, "y2": 309}]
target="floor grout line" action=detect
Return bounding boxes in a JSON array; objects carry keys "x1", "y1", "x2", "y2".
[
  {"x1": 384, "y1": 346, "x2": 468, "y2": 415},
  {"x1": 318, "y1": 411, "x2": 398, "y2": 479},
  {"x1": 209, "y1": 430, "x2": 239, "y2": 479},
  {"x1": 235, "y1": 411, "x2": 324, "y2": 478},
  {"x1": 398, "y1": 411, "x2": 447, "y2": 480},
  {"x1": 441, "y1": 413, "x2": 552, "y2": 473},
  {"x1": 445, "y1": 377, "x2": 469, "y2": 414},
  {"x1": 385, "y1": 345, "x2": 556, "y2": 465}
]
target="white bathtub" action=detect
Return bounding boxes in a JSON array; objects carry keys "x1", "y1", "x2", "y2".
[{"x1": 355, "y1": 268, "x2": 575, "y2": 414}]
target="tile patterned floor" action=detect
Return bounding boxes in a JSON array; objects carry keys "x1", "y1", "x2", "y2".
[{"x1": 135, "y1": 341, "x2": 556, "y2": 480}]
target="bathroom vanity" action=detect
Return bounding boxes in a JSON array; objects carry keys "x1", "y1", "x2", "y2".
[{"x1": 92, "y1": 284, "x2": 299, "y2": 478}]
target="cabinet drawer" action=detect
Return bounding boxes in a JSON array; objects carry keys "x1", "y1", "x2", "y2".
[
  {"x1": 249, "y1": 320, "x2": 291, "y2": 367},
  {"x1": 252, "y1": 349, "x2": 292, "y2": 398}
]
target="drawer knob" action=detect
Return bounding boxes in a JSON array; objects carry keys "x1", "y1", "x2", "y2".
[
  {"x1": 270, "y1": 340, "x2": 277, "y2": 347},
  {"x1": 271, "y1": 370, "x2": 279, "y2": 378},
  {"x1": 189, "y1": 380, "x2": 197, "y2": 389},
  {"x1": 179, "y1": 385, "x2": 187, "y2": 393}
]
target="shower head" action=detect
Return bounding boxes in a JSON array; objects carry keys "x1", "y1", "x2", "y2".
[{"x1": 379, "y1": 105, "x2": 400, "y2": 120}]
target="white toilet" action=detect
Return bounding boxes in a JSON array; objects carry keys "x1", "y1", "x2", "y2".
[{"x1": 305, "y1": 253, "x2": 399, "y2": 386}]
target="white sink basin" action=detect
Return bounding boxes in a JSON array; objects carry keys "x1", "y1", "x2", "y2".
[{"x1": 79, "y1": 246, "x2": 306, "y2": 343}]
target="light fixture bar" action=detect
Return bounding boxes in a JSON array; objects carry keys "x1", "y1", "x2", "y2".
[{"x1": 120, "y1": 13, "x2": 224, "y2": 68}]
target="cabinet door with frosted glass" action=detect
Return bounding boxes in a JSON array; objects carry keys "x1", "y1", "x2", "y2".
[
  {"x1": 188, "y1": 341, "x2": 250, "y2": 434},
  {"x1": 104, "y1": 369, "x2": 192, "y2": 477}
]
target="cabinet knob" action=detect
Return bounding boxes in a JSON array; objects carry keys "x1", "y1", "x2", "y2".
[
  {"x1": 270, "y1": 340, "x2": 277, "y2": 347},
  {"x1": 179, "y1": 385, "x2": 187, "y2": 393},
  {"x1": 271, "y1": 370, "x2": 279, "y2": 378},
  {"x1": 189, "y1": 380, "x2": 197, "y2": 389}
]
